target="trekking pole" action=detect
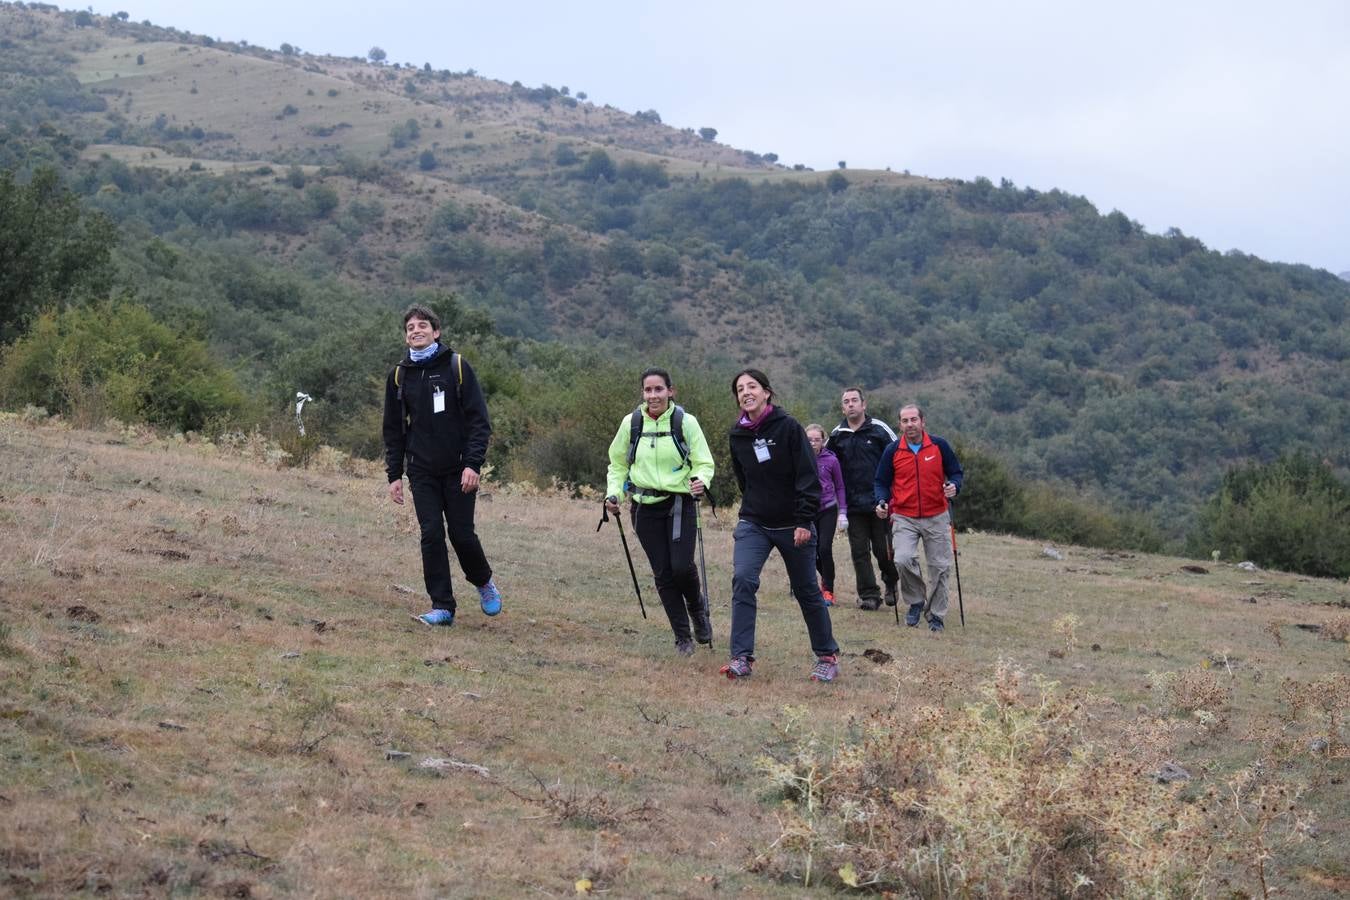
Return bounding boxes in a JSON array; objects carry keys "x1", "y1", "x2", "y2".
[
  {"x1": 882, "y1": 509, "x2": 899, "y2": 626},
  {"x1": 948, "y1": 499, "x2": 965, "y2": 628},
  {"x1": 695, "y1": 496, "x2": 714, "y2": 650},
  {"x1": 598, "y1": 501, "x2": 646, "y2": 619}
]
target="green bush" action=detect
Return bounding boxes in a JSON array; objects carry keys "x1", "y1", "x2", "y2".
[
  {"x1": 0, "y1": 167, "x2": 117, "y2": 345},
  {"x1": 1019, "y1": 483, "x2": 1162, "y2": 552},
  {"x1": 0, "y1": 302, "x2": 247, "y2": 432},
  {"x1": 1189, "y1": 453, "x2": 1350, "y2": 577},
  {"x1": 950, "y1": 441, "x2": 1025, "y2": 533},
  {"x1": 945, "y1": 440, "x2": 1160, "y2": 551},
  {"x1": 304, "y1": 183, "x2": 339, "y2": 218}
]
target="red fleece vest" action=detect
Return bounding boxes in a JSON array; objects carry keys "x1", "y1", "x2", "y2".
[{"x1": 889, "y1": 433, "x2": 947, "y2": 518}]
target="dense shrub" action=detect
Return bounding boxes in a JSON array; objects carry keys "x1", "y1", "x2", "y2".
[
  {"x1": 0, "y1": 301, "x2": 247, "y2": 431},
  {"x1": 948, "y1": 441, "x2": 1162, "y2": 551},
  {"x1": 1188, "y1": 453, "x2": 1350, "y2": 577},
  {"x1": 0, "y1": 167, "x2": 117, "y2": 344},
  {"x1": 950, "y1": 442, "x2": 1025, "y2": 533},
  {"x1": 1019, "y1": 483, "x2": 1163, "y2": 552}
]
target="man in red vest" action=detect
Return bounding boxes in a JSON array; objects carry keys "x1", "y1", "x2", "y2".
[{"x1": 872, "y1": 404, "x2": 964, "y2": 632}]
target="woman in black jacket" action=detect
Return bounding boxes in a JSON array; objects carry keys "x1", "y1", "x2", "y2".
[{"x1": 721, "y1": 369, "x2": 839, "y2": 682}]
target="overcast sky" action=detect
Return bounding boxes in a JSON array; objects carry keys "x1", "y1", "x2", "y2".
[{"x1": 107, "y1": 0, "x2": 1349, "y2": 274}]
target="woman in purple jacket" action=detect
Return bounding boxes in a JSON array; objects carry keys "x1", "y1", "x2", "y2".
[{"x1": 806, "y1": 424, "x2": 847, "y2": 606}]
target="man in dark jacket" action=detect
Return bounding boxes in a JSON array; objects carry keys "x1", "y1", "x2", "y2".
[
  {"x1": 383, "y1": 304, "x2": 502, "y2": 626},
  {"x1": 827, "y1": 387, "x2": 899, "y2": 610},
  {"x1": 873, "y1": 404, "x2": 963, "y2": 632}
]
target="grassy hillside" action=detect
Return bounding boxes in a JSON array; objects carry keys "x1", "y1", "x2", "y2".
[
  {"x1": 0, "y1": 1, "x2": 1347, "y2": 540},
  {"x1": 1, "y1": 418, "x2": 1347, "y2": 896}
]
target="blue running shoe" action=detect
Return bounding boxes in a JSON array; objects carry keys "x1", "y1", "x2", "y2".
[
  {"x1": 416, "y1": 608, "x2": 454, "y2": 627},
  {"x1": 929, "y1": 616, "x2": 944, "y2": 633},
  {"x1": 478, "y1": 579, "x2": 502, "y2": 616},
  {"x1": 905, "y1": 603, "x2": 924, "y2": 627}
]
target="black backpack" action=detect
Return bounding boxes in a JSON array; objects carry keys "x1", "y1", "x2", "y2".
[
  {"x1": 394, "y1": 352, "x2": 462, "y2": 402},
  {"x1": 626, "y1": 405, "x2": 690, "y2": 469},
  {"x1": 393, "y1": 352, "x2": 462, "y2": 433}
]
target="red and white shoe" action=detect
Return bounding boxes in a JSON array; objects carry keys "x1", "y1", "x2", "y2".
[{"x1": 719, "y1": 657, "x2": 752, "y2": 679}]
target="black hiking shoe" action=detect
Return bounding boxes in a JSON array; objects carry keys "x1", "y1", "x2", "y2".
[
  {"x1": 692, "y1": 609, "x2": 712, "y2": 645},
  {"x1": 883, "y1": 582, "x2": 899, "y2": 607},
  {"x1": 676, "y1": 639, "x2": 696, "y2": 657},
  {"x1": 859, "y1": 598, "x2": 880, "y2": 611}
]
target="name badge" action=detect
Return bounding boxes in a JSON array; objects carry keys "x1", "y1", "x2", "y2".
[
  {"x1": 753, "y1": 438, "x2": 770, "y2": 463},
  {"x1": 432, "y1": 387, "x2": 446, "y2": 414}
]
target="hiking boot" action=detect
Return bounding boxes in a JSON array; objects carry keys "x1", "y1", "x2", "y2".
[
  {"x1": 416, "y1": 608, "x2": 455, "y2": 627},
  {"x1": 929, "y1": 616, "x2": 944, "y2": 633},
  {"x1": 810, "y1": 654, "x2": 839, "y2": 682},
  {"x1": 676, "y1": 639, "x2": 695, "y2": 657},
  {"x1": 883, "y1": 582, "x2": 899, "y2": 607},
  {"x1": 820, "y1": 584, "x2": 835, "y2": 606},
  {"x1": 719, "y1": 657, "x2": 752, "y2": 679},
  {"x1": 859, "y1": 598, "x2": 880, "y2": 611},
  {"x1": 478, "y1": 579, "x2": 502, "y2": 616},
  {"x1": 692, "y1": 608, "x2": 712, "y2": 644},
  {"x1": 905, "y1": 603, "x2": 924, "y2": 627}
]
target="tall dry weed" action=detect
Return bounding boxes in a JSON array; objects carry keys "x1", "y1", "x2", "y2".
[
  {"x1": 1320, "y1": 614, "x2": 1350, "y2": 643},
  {"x1": 214, "y1": 429, "x2": 290, "y2": 467},
  {"x1": 1051, "y1": 613, "x2": 1080, "y2": 656},
  {"x1": 750, "y1": 660, "x2": 1307, "y2": 897},
  {"x1": 1280, "y1": 674, "x2": 1350, "y2": 757},
  {"x1": 1150, "y1": 665, "x2": 1232, "y2": 723},
  {"x1": 1217, "y1": 763, "x2": 1315, "y2": 898},
  {"x1": 753, "y1": 706, "x2": 837, "y2": 886}
]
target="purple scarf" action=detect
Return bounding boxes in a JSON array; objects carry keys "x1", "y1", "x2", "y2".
[{"x1": 737, "y1": 403, "x2": 774, "y2": 431}]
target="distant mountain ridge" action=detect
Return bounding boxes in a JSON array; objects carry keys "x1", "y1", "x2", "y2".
[{"x1": 0, "y1": 1, "x2": 1346, "y2": 531}]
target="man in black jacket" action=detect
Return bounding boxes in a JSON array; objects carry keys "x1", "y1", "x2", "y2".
[
  {"x1": 827, "y1": 387, "x2": 899, "y2": 610},
  {"x1": 383, "y1": 304, "x2": 501, "y2": 626}
]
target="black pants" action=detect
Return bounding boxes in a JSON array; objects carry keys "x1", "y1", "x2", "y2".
[
  {"x1": 846, "y1": 510, "x2": 898, "y2": 603},
  {"x1": 631, "y1": 496, "x2": 701, "y2": 642},
  {"x1": 409, "y1": 469, "x2": 492, "y2": 613},
  {"x1": 814, "y1": 504, "x2": 839, "y2": 591}
]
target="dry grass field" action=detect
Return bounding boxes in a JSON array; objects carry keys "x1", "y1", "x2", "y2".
[{"x1": 1, "y1": 418, "x2": 1346, "y2": 897}]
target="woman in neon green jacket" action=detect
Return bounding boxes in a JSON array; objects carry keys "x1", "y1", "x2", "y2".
[{"x1": 605, "y1": 367, "x2": 715, "y2": 656}]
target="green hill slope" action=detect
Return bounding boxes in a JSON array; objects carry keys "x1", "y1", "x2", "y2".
[{"x1": 0, "y1": 2, "x2": 1346, "y2": 537}]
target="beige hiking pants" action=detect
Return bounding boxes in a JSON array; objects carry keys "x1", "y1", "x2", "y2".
[{"x1": 890, "y1": 509, "x2": 953, "y2": 621}]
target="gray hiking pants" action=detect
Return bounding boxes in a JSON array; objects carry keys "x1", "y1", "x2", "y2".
[{"x1": 890, "y1": 510, "x2": 953, "y2": 621}]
